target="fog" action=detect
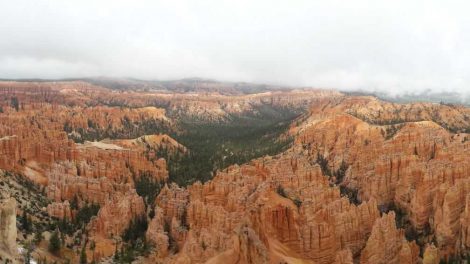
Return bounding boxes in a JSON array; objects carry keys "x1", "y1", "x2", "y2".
[{"x1": 1, "y1": 0, "x2": 470, "y2": 94}]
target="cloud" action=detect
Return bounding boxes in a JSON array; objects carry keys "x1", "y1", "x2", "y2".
[{"x1": 1, "y1": 0, "x2": 470, "y2": 94}]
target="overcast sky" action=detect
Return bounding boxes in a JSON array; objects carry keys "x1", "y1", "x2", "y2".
[{"x1": 1, "y1": 0, "x2": 470, "y2": 94}]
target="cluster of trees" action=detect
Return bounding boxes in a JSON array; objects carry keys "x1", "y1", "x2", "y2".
[
  {"x1": 51, "y1": 202, "x2": 100, "y2": 236},
  {"x1": 316, "y1": 153, "x2": 348, "y2": 184},
  {"x1": 114, "y1": 215, "x2": 151, "y2": 263},
  {"x1": 41, "y1": 203, "x2": 100, "y2": 261},
  {"x1": 64, "y1": 117, "x2": 173, "y2": 143},
  {"x1": 349, "y1": 108, "x2": 469, "y2": 135},
  {"x1": 134, "y1": 172, "x2": 162, "y2": 207},
  {"x1": 63, "y1": 103, "x2": 299, "y2": 187},
  {"x1": 10, "y1": 97, "x2": 19, "y2": 111},
  {"x1": 164, "y1": 221, "x2": 179, "y2": 254},
  {"x1": 48, "y1": 230, "x2": 61, "y2": 254},
  {"x1": 276, "y1": 185, "x2": 302, "y2": 208},
  {"x1": 162, "y1": 107, "x2": 297, "y2": 186},
  {"x1": 316, "y1": 153, "x2": 358, "y2": 204},
  {"x1": 382, "y1": 124, "x2": 405, "y2": 140},
  {"x1": 74, "y1": 203, "x2": 100, "y2": 228},
  {"x1": 20, "y1": 211, "x2": 33, "y2": 234}
]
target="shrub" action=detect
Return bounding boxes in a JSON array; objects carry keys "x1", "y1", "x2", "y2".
[
  {"x1": 276, "y1": 185, "x2": 287, "y2": 198},
  {"x1": 48, "y1": 230, "x2": 61, "y2": 254}
]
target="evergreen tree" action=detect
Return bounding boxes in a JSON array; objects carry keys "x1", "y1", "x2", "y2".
[
  {"x1": 10, "y1": 97, "x2": 19, "y2": 111},
  {"x1": 21, "y1": 211, "x2": 32, "y2": 234},
  {"x1": 80, "y1": 245, "x2": 87, "y2": 264},
  {"x1": 22, "y1": 241, "x2": 33, "y2": 264},
  {"x1": 48, "y1": 230, "x2": 61, "y2": 254}
]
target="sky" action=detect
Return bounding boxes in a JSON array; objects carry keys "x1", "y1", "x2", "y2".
[{"x1": 1, "y1": 0, "x2": 470, "y2": 94}]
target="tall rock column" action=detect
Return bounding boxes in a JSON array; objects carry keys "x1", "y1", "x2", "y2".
[
  {"x1": 0, "y1": 197, "x2": 18, "y2": 261},
  {"x1": 360, "y1": 212, "x2": 419, "y2": 264}
]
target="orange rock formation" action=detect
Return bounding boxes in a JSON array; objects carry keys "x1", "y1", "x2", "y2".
[{"x1": 3, "y1": 80, "x2": 470, "y2": 263}]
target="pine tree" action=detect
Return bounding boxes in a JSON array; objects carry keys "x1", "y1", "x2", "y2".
[
  {"x1": 80, "y1": 245, "x2": 87, "y2": 264},
  {"x1": 21, "y1": 211, "x2": 32, "y2": 234},
  {"x1": 10, "y1": 97, "x2": 19, "y2": 111},
  {"x1": 22, "y1": 241, "x2": 33, "y2": 264},
  {"x1": 48, "y1": 230, "x2": 61, "y2": 254}
]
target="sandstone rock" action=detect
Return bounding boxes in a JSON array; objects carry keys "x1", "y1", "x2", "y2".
[
  {"x1": 0, "y1": 197, "x2": 18, "y2": 261},
  {"x1": 47, "y1": 201, "x2": 72, "y2": 220},
  {"x1": 7, "y1": 81, "x2": 470, "y2": 263},
  {"x1": 423, "y1": 244, "x2": 440, "y2": 264},
  {"x1": 291, "y1": 96, "x2": 470, "y2": 260},
  {"x1": 360, "y1": 212, "x2": 419, "y2": 264},
  {"x1": 88, "y1": 189, "x2": 145, "y2": 239},
  {"x1": 334, "y1": 250, "x2": 353, "y2": 264},
  {"x1": 147, "y1": 153, "x2": 381, "y2": 264}
]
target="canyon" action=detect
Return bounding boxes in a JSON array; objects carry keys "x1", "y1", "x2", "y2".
[{"x1": 1, "y1": 79, "x2": 470, "y2": 263}]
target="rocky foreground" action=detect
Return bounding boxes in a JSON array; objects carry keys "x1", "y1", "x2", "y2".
[{"x1": 0, "y1": 80, "x2": 469, "y2": 263}]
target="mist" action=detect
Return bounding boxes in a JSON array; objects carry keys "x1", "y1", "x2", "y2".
[{"x1": 1, "y1": 0, "x2": 470, "y2": 95}]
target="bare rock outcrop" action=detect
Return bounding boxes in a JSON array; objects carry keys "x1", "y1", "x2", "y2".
[
  {"x1": 147, "y1": 153, "x2": 381, "y2": 263},
  {"x1": 0, "y1": 197, "x2": 18, "y2": 261},
  {"x1": 291, "y1": 96, "x2": 470, "y2": 259},
  {"x1": 360, "y1": 212, "x2": 419, "y2": 264},
  {"x1": 422, "y1": 244, "x2": 440, "y2": 264},
  {"x1": 88, "y1": 189, "x2": 145, "y2": 238}
]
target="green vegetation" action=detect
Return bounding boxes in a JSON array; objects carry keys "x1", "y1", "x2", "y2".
[
  {"x1": 317, "y1": 153, "x2": 349, "y2": 184},
  {"x1": 22, "y1": 241, "x2": 34, "y2": 264},
  {"x1": 65, "y1": 117, "x2": 173, "y2": 144},
  {"x1": 316, "y1": 153, "x2": 359, "y2": 204},
  {"x1": 114, "y1": 215, "x2": 151, "y2": 263},
  {"x1": 339, "y1": 186, "x2": 360, "y2": 205},
  {"x1": 48, "y1": 230, "x2": 61, "y2": 254},
  {"x1": 334, "y1": 160, "x2": 348, "y2": 184},
  {"x1": 275, "y1": 185, "x2": 302, "y2": 208},
  {"x1": 74, "y1": 203, "x2": 100, "y2": 227},
  {"x1": 383, "y1": 124, "x2": 405, "y2": 140},
  {"x1": 21, "y1": 211, "x2": 33, "y2": 234},
  {"x1": 50, "y1": 202, "x2": 100, "y2": 237},
  {"x1": 10, "y1": 97, "x2": 19, "y2": 111},
  {"x1": 33, "y1": 229, "x2": 44, "y2": 245},
  {"x1": 293, "y1": 198, "x2": 302, "y2": 208},
  {"x1": 63, "y1": 104, "x2": 299, "y2": 187},
  {"x1": 56, "y1": 216, "x2": 74, "y2": 235},
  {"x1": 316, "y1": 153, "x2": 331, "y2": 177},
  {"x1": 122, "y1": 215, "x2": 148, "y2": 242},
  {"x1": 134, "y1": 172, "x2": 162, "y2": 207},
  {"x1": 276, "y1": 185, "x2": 287, "y2": 198},
  {"x1": 80, "y1": 245, "x2": 87, "y2": 264},
  {"x1": 164, "y1": 221, "x2": 178, "y2": 254},
  {"x1": 163, "y1": 106, "x2": 298, "y2": 186}
]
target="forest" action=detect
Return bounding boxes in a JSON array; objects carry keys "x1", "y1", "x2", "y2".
[
  {"x1": 64, "y1": 103, "x2": 301, "y2": 186},
  {"x1": 162, "y1": 104, "x2": 299, "y2": 186}
]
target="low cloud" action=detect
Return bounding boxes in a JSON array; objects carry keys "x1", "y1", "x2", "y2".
[{"x1": 1, "y1": 0, "x2": 470, "y2": 94}]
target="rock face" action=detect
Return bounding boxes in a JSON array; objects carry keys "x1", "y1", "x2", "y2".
[
  {"x1": 423, "y1": 244, "x2": 440, "y2": 264},
  {"x1": 142, "y1": 95, "x2": 470, "y2": 263},
  {"x1": 5, "y1": 80, "x2": 470, "y2": 262},
  {"x1": 47, "y1": 200, "x2": 72, "y2": 220},
  {"x1": 360, "y1": 212, "x2": 419, "y2": 264},
  {"x1": 88, "y1": 189, "x2": 145, "y2": 238},
  {"x1": 286, "y1": 96, "x2": 470, "y2": 261},
  {"x1": 0, "y1": 80, "x2": 341, "y2": 122},
  {"x1": 146, "y1": 153, "x2": 380, "y2": 263},
  {"x1": 0, "y1": 197, "x2": 17, "y2": 261}
]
